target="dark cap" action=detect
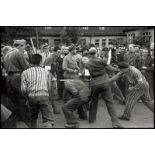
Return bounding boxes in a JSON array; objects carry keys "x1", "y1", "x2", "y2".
[
  {"x1": 53, "y1": 46, "x2": 61, "y2": 52},
  {"x1": 118, "y1": 62, "x2": 129, "y2": 69},
  {"x1": 68, "y1": 44, "x2": 76, "y2": 52}
]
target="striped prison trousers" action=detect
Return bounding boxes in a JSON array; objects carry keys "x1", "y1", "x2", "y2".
[{"x1": 122, "y1": 82, "x2": 154, "y2": 120}]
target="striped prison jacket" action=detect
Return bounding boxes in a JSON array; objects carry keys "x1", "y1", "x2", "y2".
[{"x1": 21, "y1": 66, "x2": 51, "y2": 97}]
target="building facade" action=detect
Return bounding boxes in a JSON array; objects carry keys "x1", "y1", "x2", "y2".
[
  {"x1": 124, "y1": 27, "x2": 154, "y2": 45},
  {"x1": 32, "y1": 26, "x2": 127, "y2": 49}
]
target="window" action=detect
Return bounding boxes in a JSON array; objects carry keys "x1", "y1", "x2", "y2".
[
  {"x1": 128, "y1": 33, "x2": 135, "y2": 42},
  {"x1": 108, "y1": 39, "x2": 113, "y2": 45},
  {"x1": 44, "y1": 27, "x2": 52, "y2": 30},
  {"x1": 99, "y1": 27, "x2": 105, "y2": 30},
  {"x1": 132, "y1": 33, "x2": 135, "y2": 39},
  {"x1": 143, "y1": 31, "x2": 151, "y2": 42},
  {"x1": 95, "y1": 39, "x2": 100, "y2": 47},
  {"x1": 117, "y1": 38, "x2": 123, "y2": 41},
  {"x1": 82, "y1": 27, "x2": 89, "y2": 30},
  {"x1": 54, "y1": 39, "x2": 61, "y2": 46},
  {"x1": 102, "y1": 39, "x2": 106, "y2": 47}
]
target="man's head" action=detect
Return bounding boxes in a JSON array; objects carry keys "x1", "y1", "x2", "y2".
[
  {"x1": 13, "y1": 39, "x2": 26, "y2": 52},
  {"x1": 128, "y1": 44, "x2": 136, "y2": 53},
  {"x1": 2, "y1": 46, "x2": 12, "y2": 56},
  {"x1": 68, "y1": 44, "x2": 77, "y2": 55},
  {"x1": 31, "y1": 54, "x2": 42, "y2": 65},
  {"x1": 42, "y1": 43, "x2": 49, "y2": 53},
  {"x1": 89, "y1": 47, "x2": 97, "y2": 56},
  {"x1": 25, "y1": 44, "x2": 33, "y2": 54},
  {"x1": 118, "y1": 62, "x2": 130, "y2": 73},
  {"x1": 61, "y1": 46, "x2": 69, "y2": 55},
  {"x1": 141, "y1": 48, "x2": 149, "y2": 58},
  {"x1": 108, "y1": 44, "x2": 114, "y2": 49},
  {"x1": 101, "y1": 47, "x2": 109, "y2": 58},
  {"x1": 119, "y1": 46, "x2": 126, "y2": 54},
  {"x1": 134, "y1": 45, "x2": 140, "y2": 54}
]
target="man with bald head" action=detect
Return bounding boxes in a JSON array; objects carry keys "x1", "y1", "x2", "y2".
[
  {"x1": 86, "y1": 47, "x2": 123, "y2": 128},
  {"x1": 124, "y1": 44, "x2": 141, "y2": 69}
]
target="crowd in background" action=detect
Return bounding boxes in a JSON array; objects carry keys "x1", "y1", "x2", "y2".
[{"x1": 1, "y1": 39, "x2": 154, "y2": 128}]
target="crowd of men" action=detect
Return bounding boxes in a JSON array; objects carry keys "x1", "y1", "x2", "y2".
[{"x1": 1, "y1": 39, "x2": 154, "y2": 128}]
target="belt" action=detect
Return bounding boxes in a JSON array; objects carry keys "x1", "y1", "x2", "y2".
[{"x1": 8, "y1": 72, "x2": 21, "y2": 76}]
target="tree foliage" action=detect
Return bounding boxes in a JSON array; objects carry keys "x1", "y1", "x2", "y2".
[
  {"x1": 1, "y1": 27, "x2": 36, "y2": 45},
  {"x1": 60, "y1": 27, "x2": 82, "y2": 45},
  {"x1": 132, "y1": 35, "x2": 150, "y2": 48}
]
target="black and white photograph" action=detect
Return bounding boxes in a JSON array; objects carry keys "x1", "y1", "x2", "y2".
[
  {"x1": 1, "y1": 26, "x2": 154, "y2": 129},
  {"x1": 1, "y1": 1, "x2": 155, "y2": 155}
]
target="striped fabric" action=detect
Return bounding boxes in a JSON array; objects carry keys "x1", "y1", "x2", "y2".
[
  {"x1": 21, "y1": 67, "x2": 50, "y2": 97},
  {"x1": 122, "y1": 66, "x2": 154, "y2": 119},
  {"x1": 125, "y1": 66, "x2": 147, "y2": 89}
]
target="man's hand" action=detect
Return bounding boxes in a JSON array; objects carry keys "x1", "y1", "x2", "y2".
[
  {"x1": 51, "y1": 77, "x2": 57, "y2": 81},
  {"x1": 129, "y1": 87, "x2": 134, "y2": 91},
  {"x1": 141, "y1": 66, "x2": 147, "y2": 70},
  {"x1": 73, "y1": 69, "x2": 78, "y2": 73}
]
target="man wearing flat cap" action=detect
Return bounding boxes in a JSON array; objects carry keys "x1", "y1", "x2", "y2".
[
  {"x1": 86, "y1": 47, "x2": 123, "y2": 128},
  {"x1": 105, "y1": 61, "x2": 154, "y2": 121},
  {"x1": 3, "y1": 39, "x2": 30, "y2": 127}
]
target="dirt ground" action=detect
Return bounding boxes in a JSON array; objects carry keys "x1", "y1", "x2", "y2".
[{"x1": 16, "y1": 99, "x2": 154, "y2": 129}]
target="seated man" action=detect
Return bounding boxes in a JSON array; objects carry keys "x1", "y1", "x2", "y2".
[
  {"x1": 21, "y1": 54, "x2": 54, "y2": 128},
  {"x1": 62, "y1": 79, "x2": 90, "y2": 128}
]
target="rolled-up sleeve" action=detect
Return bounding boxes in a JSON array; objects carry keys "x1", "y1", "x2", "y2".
[{"x1": 17, "y1": 52, "x2": 30, "y2": 71}]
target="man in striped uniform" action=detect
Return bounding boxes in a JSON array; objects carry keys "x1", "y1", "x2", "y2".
[
  {"x1": 21, "y1": 54, "x2": 54, "y2": 128},
  {"x1": 106, "y1": 62, "x2": 154, "y2": 121}
]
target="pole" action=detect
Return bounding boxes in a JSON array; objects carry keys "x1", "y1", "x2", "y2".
[
  {"x1": 107, "y1": 49, "x2": 112, "y2": 65},
  {"x1": 30, "y1": 38, "x2": 36, "y2": 54},
  {"x1": 35, "y1": 27, "x2": 39, "y2": 50}
]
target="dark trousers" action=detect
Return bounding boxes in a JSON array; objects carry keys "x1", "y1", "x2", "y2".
[
  {"x1": 62, "y1": 97, "x2": 88, "y2": 124},
  {"x1": 28, "y1": 96, "x2": 54, "y2": 128},
  {"x1": 111, "y1": 81, "x2": 125, "y2": 101},
  {"x1": 89, "y1": 83, "x2": 119, "y2": 125},
  {"x1": 49, "y1": 83, "x2": 59, "y2": 112},
  {"x1": 116, "y1": 78, "x2": 126, "y2": 99},
  {"x1": 63, "y1": 89, "x2": 87, "y2": 119},
  {"x1": 6, "y1": 74, "x2": 30, "y2": 126},
  {"x1": 57, "y1": 80, "x2": 64, "y2": 99}
]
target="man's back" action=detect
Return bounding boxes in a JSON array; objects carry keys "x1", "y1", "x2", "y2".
[
  {"x1": 65, "y1": 79, "x2": 90, "y2": 101},
  {"x1": 4, "y1": 49, "x2": 29, "y2": 73},
  {"x1": 86, "y1": 56, "x2": 107, "y2": 77},
  {"x1": 21, "y1": 67, "x2": 50, "y2": 97}
]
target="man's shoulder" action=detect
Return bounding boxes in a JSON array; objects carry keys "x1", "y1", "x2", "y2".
[
  {"x1": 63, "y1": 54, "x2": 70, "y2": 61},
  {"x1": 22, "y1": 67, "x2": 46, "y2": 74},
  {"x1": 22, "y1": 67, "x2": 33, "y2": 74},
  {"x1": 130, "y1": 66, "x2": 140, "y2": 73},
  {"x1": 124, "y1": 52, "x2": 130, "y2": 56}
]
